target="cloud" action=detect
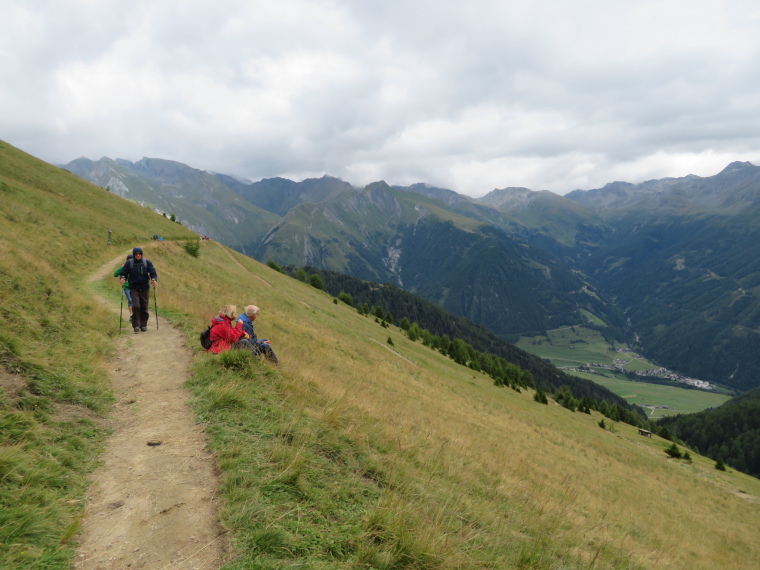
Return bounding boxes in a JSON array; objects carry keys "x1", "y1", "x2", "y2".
[{"x1": 3, "y1": 0, "x2": 760, "y2": 195}]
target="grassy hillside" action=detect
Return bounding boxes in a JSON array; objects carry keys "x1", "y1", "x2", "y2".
[
  {"x1": 3, "y1": 139, "x2": 760, "y2": 569},
  {"x1": 0, "y1": 140, "x2": 199, "y2": 568}
]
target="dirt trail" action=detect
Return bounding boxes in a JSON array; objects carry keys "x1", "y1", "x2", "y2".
[{"x1": 74, "y1": 253, "x2": 226, "y2": 569}]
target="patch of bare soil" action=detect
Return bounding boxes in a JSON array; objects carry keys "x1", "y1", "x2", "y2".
[{"x1": 75, "y1": 253, "x2": 227, "y2": 569}]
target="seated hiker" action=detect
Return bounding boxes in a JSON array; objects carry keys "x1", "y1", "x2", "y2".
[
  {"x1": 208, "y1": 305, "x2": 250, "y2": 354},
  {"x1": 237, "y1": 305, "x2": 278, "y2": 364},
  {"x1": 236, "y1": 305, "x2": 260, "y2": 338}
]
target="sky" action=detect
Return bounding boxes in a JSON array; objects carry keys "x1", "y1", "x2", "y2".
[{"x1": 3, "y1": 1, "x2": 760, "y2": 197}]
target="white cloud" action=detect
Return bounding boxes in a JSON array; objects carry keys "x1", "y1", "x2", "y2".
[{"x1": 3, "y1": 0, "x2": 760, "y2": 195}]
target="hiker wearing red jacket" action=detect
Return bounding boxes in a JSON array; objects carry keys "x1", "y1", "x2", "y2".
[{"x1": 208, "y1": 305, "x2": 248, "y2": 354}]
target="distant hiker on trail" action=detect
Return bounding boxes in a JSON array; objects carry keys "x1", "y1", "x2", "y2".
[
  {"x1": 119, "y1": 247, "x2": 157, "y2": 333},
  {"x1": 114, "y1": 254, "x2": 134, "y2": 326},
  {"x1": 237, "y1": 305, "x2": 278, "y2": 364},
  {"x1": 207, "y1": 305, "x2": 249, "y2": 354}
]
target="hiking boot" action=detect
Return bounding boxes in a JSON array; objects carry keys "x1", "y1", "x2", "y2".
[
  {"x1": 133, "y1": 327, "x2": 140, "y2": 334},
  {"x1": 140, "y1": 326, "x2": 147, "y2": 332}
]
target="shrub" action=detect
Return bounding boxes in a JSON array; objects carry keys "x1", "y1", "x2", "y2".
[
  {"x1": 598, "y1": 419, "x2": 606, "y2": 430},
  {"x1": 309, "y1": 274, "x2": 324, "y2": 290},
  {"x1": 337, "y1": 291, "x2": 353, "y2": 306},
  {"x1": 183, "y1": 239, "x2": 200, "y2": 258},
  {"x1": 387, "y1": 337, "x2": 394, "y2": 346},
  {"x1": 533, "y1": 388, "x2": 548, "y2": 405},
  {"x1": 715, "y1": 459, "x2": 727, "y2": 471},
  {"x1": 267, "y1": 259, "x2": 282, "y2": 272},
  {"x1": 296, "y1": 268, "x2": 307, "y2": 281},
  {"x1": 665, "y1": 443, "x2": 682, "y2": 459}
]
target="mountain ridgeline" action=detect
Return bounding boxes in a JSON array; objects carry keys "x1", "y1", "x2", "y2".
[{"x1": 65, "y1": 157, "x2": 760, "y2": 394}]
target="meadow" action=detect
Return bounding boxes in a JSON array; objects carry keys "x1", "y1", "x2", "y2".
[
  {"x1": 516, "y1": 326, "x2": 731, "y2": 416},
  {"x1": 2, "y1": 139, "x2": 760, "y2": 569}
]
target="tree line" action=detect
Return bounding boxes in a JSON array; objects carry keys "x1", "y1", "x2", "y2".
[{"x1": 285, "y1": 265, "x2": 646, "y2": 418}]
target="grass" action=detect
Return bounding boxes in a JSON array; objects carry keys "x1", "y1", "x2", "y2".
[
  {"x1": 0, "y1": 140, "x2": 198, "y2": 568},
  {"x1": 157, "y1": 244, "x2": 760, "y2": 569},
  {"x1": 516, "y1": 326, "x2": 731, "y2": 415},
  {"x1": 3, "y1": 138, "x2": 760, "y2": 569}
]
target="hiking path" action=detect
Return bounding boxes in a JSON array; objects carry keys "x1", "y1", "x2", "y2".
[{"x1": 74, "y1": 253, "x2": 227, "y2": 569}]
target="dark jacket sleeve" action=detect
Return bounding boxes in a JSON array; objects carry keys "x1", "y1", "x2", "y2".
[
  {"x1": 147, "y1": 260, "x2": 157, "y2": 281},
  {"x1": 119, "y1": 262, "x2": 129, "y2": 280}
]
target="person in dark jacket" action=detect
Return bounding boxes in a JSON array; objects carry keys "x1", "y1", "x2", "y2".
[{"x1": 119, "y1": 247, "x2": 157, "y2": 333}]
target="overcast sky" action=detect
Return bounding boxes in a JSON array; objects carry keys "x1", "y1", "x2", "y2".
[{"x1": 3, "y1": 0, "x2": 760, "y2": 196}]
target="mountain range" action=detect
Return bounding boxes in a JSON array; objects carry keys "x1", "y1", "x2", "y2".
[
  {"x1": 65, "y1": 156, "x2": 760, "y2": 393},
  {"x1": 5, "y1": 138, "x2": 760, "y2": 568}
]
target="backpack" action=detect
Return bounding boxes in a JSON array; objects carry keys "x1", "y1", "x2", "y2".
[
  {"x1": 200, "y1": 326, "x2": 212, "y2": 350},
  {"x1": 127, "y1": 258, "x2": 150, "y2": 273}
]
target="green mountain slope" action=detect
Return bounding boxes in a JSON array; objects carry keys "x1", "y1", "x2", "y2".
[
  {"x1": 568, "y1": 163, "x2": 760, "y2": 392},
  {"x1": 4, "y1": 139, "x2": 760, "y2": 569},
  {"x1": 64, "y1": 155, "x2": 760, "y2": 394},
  {"x1": 64, "y1": 156, "x2": 280, "y2": 249},
  {"x1": 258, "y1": 182, "x2": 618, "y2": 337},
  {"x1": 476, "y1": 186, "x2": 608, "y2": 250},
  {"x1": 64, "y1": 157, "x2": 620, "y2": 342},
  {"x1": 658, "y1": 386, "x2": 760, "y2": 477},
  {"x1": 299, "y1": 267, "x2": 638, "y2": 410}
]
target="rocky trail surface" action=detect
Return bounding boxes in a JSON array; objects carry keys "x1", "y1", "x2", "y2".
[{"x1": 74, "y1": 254, "x2": 227, "y2": 569}]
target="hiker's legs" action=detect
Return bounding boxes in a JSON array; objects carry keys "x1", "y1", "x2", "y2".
[
  {"x1": 131, "y1": 289, "x2": 150, "y2": 328},
  {"x1": 123, "y1": 289, "x2": 134, "y2": 324}
]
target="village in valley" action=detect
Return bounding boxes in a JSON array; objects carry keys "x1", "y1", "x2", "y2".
[{"x1": 558, "y1": 347, "x2": 715, "y2": 391}]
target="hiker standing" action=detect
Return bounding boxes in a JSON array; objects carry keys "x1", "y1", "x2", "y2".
[
  {"x1": 120, "y1": 247, "x2": 157, "y2": 333},
  {"x1": 114, "y1": 254, "x2": 135, "y2": 326}
]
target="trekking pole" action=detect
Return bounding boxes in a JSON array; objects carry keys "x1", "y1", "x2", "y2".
[
  {"x1": 153, "y1": 285, "x2": 159, "y2": 329},
  {"x1": 119, "y1": 290, "x2": 124, "y2": 333}
]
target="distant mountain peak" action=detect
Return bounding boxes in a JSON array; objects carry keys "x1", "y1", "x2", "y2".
[{"x1": 719, "y1": 161, "x2": 757, "y2": 174}]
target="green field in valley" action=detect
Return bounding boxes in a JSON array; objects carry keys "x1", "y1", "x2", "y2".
[{"x1": 516, "y1": 325, "x2": 731, "y2": 418}]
